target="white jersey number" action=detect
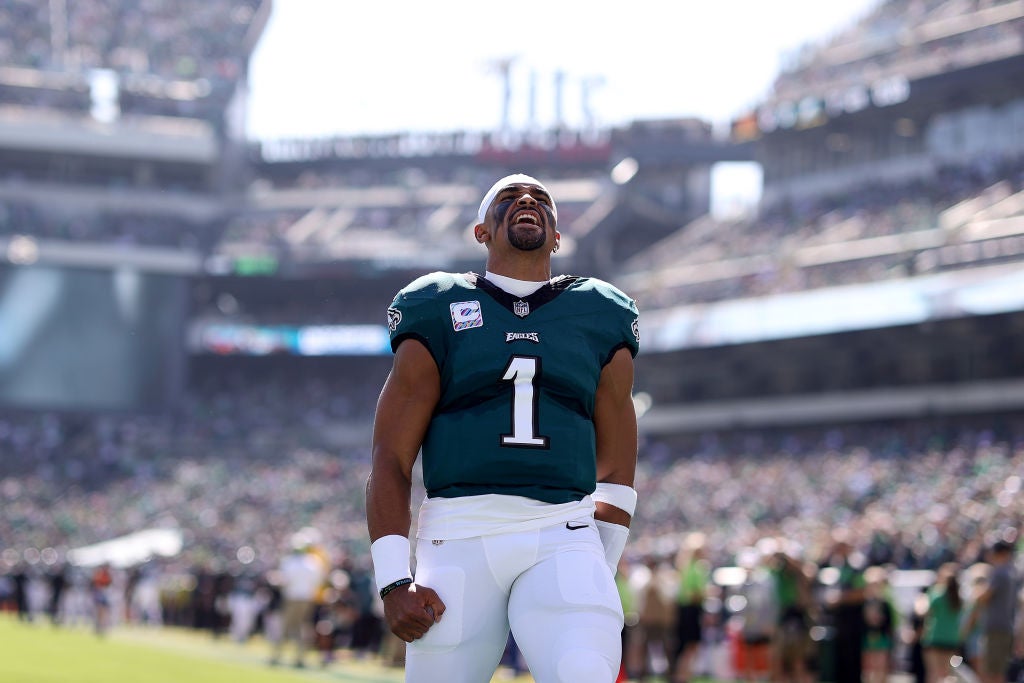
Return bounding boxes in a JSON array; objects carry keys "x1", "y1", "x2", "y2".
[{"x1": 500, "y1": 355, "x2": 549, "y2": 448}]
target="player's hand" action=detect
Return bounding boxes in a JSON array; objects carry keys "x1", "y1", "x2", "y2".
[{"x1": 382, "y1": 583, "x2": 446, "y2": 642}]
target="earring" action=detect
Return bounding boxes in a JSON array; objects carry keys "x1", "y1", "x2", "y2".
[{"x1": 552, "y1": 242, "x2": 560, "y2": 254}]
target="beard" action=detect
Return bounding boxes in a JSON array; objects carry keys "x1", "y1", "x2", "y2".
[{"x1": 506, "y1": 222, "x2": 547, "y2": 251}]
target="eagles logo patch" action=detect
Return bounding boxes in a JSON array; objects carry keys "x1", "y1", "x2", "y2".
[
  {"x1": 505, "y1": 332, "x2": 540, "y2": 343},
  {"x1": 632, "y1": 317, "x2": 640, "y2": 343},
  {"x1": 387, "y1": 307, "x2": 402, "y2": 332}
]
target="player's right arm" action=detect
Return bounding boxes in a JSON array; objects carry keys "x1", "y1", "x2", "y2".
[{"x1": 366, "y1": 338, "x2": 446, "y2": 641}]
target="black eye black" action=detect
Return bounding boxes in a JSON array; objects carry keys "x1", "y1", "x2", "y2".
[{"x1": 503, "y1": 193, "x2": 548, "y2": 204}]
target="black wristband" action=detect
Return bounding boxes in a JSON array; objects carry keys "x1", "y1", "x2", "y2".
[{"x1": 379, "y1": 577, "x2": 413, "y2": 599}]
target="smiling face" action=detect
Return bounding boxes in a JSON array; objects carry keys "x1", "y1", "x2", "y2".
[{"x1": 488, "y1": 182, "x2": 558, "y2": 253}]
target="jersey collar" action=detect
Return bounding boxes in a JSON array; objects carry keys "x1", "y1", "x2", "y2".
[{"x1": 467, "y1": 272, "x2": 578, "y2": 317}]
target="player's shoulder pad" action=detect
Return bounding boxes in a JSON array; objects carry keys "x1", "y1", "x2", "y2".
[
  {"x1": 394, "y1": 271, "x2": 473, "y2": 301},
  {"x1": 567, "y1": 276, "x2": 640, "y2": 357},
  {"x1": 387, "y1": 273, "x2": 474, "y2": 356},
  {"x1": 570, "y1": 276, "x2": 638, "y2": 315}
]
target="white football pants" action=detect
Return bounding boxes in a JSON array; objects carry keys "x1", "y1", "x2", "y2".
[{"x1": 406, "y1": 517, "x2": 623, "y2": 683}]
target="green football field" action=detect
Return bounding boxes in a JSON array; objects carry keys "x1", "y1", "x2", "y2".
[
  {"x1": 0, "y1": 614, "x2": 531, "y2": 683},
  {"x1": 0, "y1": 612, "x2": 732, "y2": 682},
  {"x1": 0, "y1": 613, "x2": 712, "y2": 682}
]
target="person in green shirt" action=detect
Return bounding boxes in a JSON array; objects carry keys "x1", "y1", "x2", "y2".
[
  {"x1": 769, "y1": 548, "x2": 812, "y2": 683},
  {"x1": 671, "y1": 534, "x2": 710, "y2": 683},
  {"x1": 862, "y1": 566, "x2": 896, "y2": 683},
  {"x1": 921, "y1": 562, "x2": 964, "y2": 683}
]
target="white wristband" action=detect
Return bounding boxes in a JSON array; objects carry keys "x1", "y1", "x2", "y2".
[
  {"x1": 370, "y1": 534, "x2": 413, "y2": 593},
  {"x1": 592, "y1": 482, "x2": 637, "y2": 517},
  {"x1": 596, "y1": 520, "x2": 630, "y2": 575}
]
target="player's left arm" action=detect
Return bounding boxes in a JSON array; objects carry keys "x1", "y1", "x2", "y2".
[
  {"x1": 592, "y1": 346, "x2": 638, "y2": 572},
  {"x1": 594, "y1": 346, "x2": 638, "y2": 521}
]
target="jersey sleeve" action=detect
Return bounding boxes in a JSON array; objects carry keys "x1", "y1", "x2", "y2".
[
  {"x1": 385, "y1": 273, "x2": 450, "y2": 368},
  {"x1": 594, "y1": 279, "x2": 640, "y2": 363}
]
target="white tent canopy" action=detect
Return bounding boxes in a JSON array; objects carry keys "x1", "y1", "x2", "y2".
[{"x1": 67, "y1": 528, "x2": 183, "y2": 568}]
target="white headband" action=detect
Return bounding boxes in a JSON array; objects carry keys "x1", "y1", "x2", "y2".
[{"x1": 476, "y1": 173, "x2": 557, "y2": 225}]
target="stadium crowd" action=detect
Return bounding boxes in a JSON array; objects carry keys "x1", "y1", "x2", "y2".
[
  {"x1": 1, "y1": 374, "x2": 1021, "y2": 678},
  {"x1": 624, "y1": 155, "x2": 1024, "y2": 309},
  {"x1": 0, "y1": 198, "x2": 218, "y2": 250},
  {"x1": 770, "y1": 0, "x2": 1024, "y2": 106},
  {"x1": 0, "y1": 0, "x2": 261, "y2": 118}
]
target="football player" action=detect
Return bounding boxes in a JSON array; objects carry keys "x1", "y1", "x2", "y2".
[{"x1": 366, "y1": 173, "x2": 640, "y2": 682}]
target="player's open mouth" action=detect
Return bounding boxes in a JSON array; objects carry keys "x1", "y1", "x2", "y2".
[{"x1": 511, "y1": 210, "x2": 540, "y2": 226}]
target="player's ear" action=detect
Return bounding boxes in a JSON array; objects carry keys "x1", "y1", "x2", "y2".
[{"x1": 474, "y1": 222, "x2": 490, "y2": 244}]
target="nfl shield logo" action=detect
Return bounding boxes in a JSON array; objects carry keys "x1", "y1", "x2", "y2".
[{"x1": 513, "y1": 300, "x2": 530, "y2": 318}]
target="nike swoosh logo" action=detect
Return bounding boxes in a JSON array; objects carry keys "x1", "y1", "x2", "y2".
[{"x1": 566, "y1": 523, "x2": 589, "y2": 530}]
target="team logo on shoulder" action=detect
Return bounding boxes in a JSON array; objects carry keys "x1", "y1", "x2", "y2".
[
  {"x1": 450, "y1": 300, "x2": 483, "y2": 331},
  {"x1": 387, "y1": 307, "x2": 402, "y2": 332},
  {"x1": 632, "y1": 317, "x2": 640, "y2": 342},
  {"x1": 505, "y1": 332, "x2": 540, "y2": 343},
  {"x1": 513, "y1": 300, "x2": 530, "y2": 318}
]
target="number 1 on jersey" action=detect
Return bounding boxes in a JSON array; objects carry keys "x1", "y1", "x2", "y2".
[{"x1": 500, "y1": 355, "x2": 549, "y2": 448}]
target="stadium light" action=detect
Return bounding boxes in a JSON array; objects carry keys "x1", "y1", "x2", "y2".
[
  {"x1": 611, "y1": 157, "x2": 638, "y2": 185},
  {"x1": 632, "y1": 391, "x2": 652, "y2": 418},
  {"x1": 5, "y1": 236, "x2": 39, "y2": 265}
]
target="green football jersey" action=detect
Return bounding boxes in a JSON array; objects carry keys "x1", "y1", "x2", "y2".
[{"x1": 387, "y1": 271, "x2": 640, "y2": 504}]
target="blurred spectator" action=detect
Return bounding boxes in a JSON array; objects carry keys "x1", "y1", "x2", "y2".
[
  {"x1": 189, "y1": 566, "x2": 223, "y2": 635},
  {"x1": 862, "y1": 566, "x2": 896, "y2": 683},
  {"x1": 129, "y1": 563, "x2": 164, "y2": 627},
  {"x1": 975, "y1": 539, "x2": 1021, "y2": 683},
  {"x1": 907, "y1": 588, "x2": 930, "y2": 683},
  {"x1": 824, "y1": 532, "x2": 866, "y2": 683},
  {"x1": 90, "y1": 563, "x2": 113, "y2": 636},
  {"x1": 12, "y1": 564, "x2": 30, "y2": 622},
  {"x1": 769, "y1": 545, "x2": 813, "y2": 683},
  {"x1": 498, "y1": 634, "x2": 528, "y2": 679},
  {"x1": 921, "y1": 562, "x2": 964, "y2": 683},
  {"x1": 961, "y1": 562, "x2": 993, "y2": 677},
  {"x1": 671, "y1": 533, "x2": 711, "y2": 683},
  {"x1": 226, "y1": 574, "x2": 260, "y2": 643},
  {"x1": 616, "y1": 556, "x2": 638, "y2": 683},
  {"x1": 629, "y1": 553, "x2": 677, "y2": 681},
  {"x1": 256, "y1": 573, "x2": 283, "y2": 647},
  {"x1": 736, "y1": 544, "x2": 778, "y2": 682},
  {"x1": 345, "y1": 557, "x2": 384, "y2": 659},
  {"x1": 269, "y1": 528, "x2": 328, "y2": 669},
  {"x1": 47, "y1": 563, "x2": 67, "y2": 625}
]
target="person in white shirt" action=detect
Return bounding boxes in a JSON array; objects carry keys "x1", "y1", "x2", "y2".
[{"x1": 270, "y1": 528, "x2": 328, "y2": 668}]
